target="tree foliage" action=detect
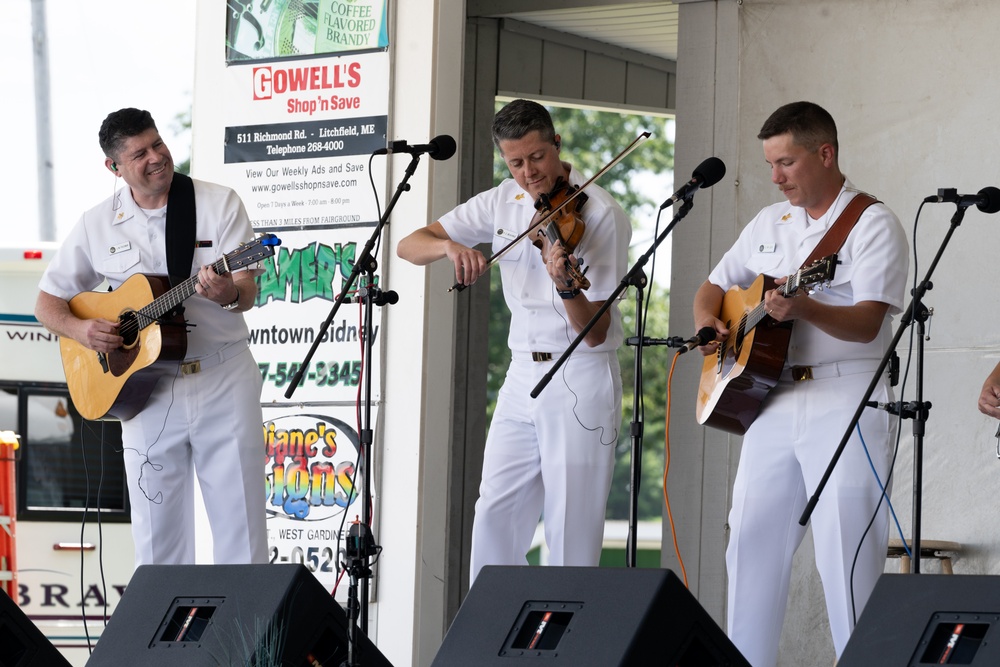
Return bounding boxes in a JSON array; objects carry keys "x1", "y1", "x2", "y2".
[{"x1": 487, "y1": 102, "x2": 675, "y2": 521}]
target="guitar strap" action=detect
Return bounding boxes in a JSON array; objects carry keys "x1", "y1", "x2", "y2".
[
  {"x1": 165, "y1": 171, "x2": 197, "y2": 288},
  {"x1": 801, "y1": 192, "x2": 879, "y2": 268}
]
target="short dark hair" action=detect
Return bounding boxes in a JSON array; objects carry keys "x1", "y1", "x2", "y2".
[
  {"x1": 491, "y1": 99, "x2": 556, "y2": 148},
  {"x1": 758, "y1": 101, "x2": 838, "y2": 155},
  {"x1": 99, "y1": 108, "x2": 158, "y2": 160}
]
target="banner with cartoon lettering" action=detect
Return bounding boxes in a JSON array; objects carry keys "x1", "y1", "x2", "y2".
[{"x1": 193, "y1": 3, "x2": 391, "y2": 593}]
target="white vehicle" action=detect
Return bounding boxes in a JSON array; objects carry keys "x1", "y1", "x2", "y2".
[{"x1": 0, "y1": 245, "x2": 134, "y2": 666}]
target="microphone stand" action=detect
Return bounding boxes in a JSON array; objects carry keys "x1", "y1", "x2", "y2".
[
  {"x1": 341, "y1": 522, "x2": 378, "y2": 667},
  {"x1": 622, "y1": 273, "x2": 690, "y2": 565},
  {"x1": 798, "y1": 203, "x2": 970, "y2": 573},
  {"x1": 284, "y1": 152, "x2": 421, "y2": 641},
  {"x1": 531, "y1": 198, "x2": 695, "y2": 566}
]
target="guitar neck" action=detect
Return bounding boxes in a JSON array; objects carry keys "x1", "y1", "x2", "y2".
[
  {"x1": 743, "y1": 267, "x2": 802, "y2": 335},
  {"x1": 135, "y1": 257, "x2": 228, "y2": 329}
]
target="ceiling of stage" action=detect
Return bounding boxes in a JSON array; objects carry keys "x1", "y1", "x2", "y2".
[{"x1": 467, "y1": 0, "x2": 679, "y2": 62}]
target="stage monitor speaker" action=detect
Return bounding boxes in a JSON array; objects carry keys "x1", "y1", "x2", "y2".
[
  {"x1": 0, "y1": 589, "x2": 72, "y2": 667},
  {"x1": 86, "y1": 563, "x2": 393, "y2": 667},
  {"x1": 841, "y1": 573, "x2": 1000, "y2": 666},
  {"x1": 431, "y1": 566, "x2": 749, "y2": 666}
]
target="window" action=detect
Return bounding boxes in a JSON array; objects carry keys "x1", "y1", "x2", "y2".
[{"x1": 1, "y1": 383, "x2": 129, "y2": 521}]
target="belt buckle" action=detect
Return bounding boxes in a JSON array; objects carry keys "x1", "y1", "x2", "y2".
[
  {"x1": 531, "y1": 352, "x2": 552, "y2": 362},
  {"x1": 181, "y1": 360, "x2": 201, "y2": 376},
  {"x1": 791, "y1": 366, "x2": 813, "y2": 382}
]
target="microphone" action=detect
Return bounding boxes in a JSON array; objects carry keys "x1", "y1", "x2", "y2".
[
  {"x1": 659, "y1": 157, "x2": 727, "y2": 209},
  {"x1": 347, "y1": 287, "x2": 399, "y2": 306},
  {"x1": 344, "y1": 520, "x2": 377, "y2": 561},
  {"x1": 375, "y1": 289, "x2": 399, "y2": 306},
  {"x1": 923, "y1": 187, "x2": 1000, "y2": 213},
  {"x1": 866, "y1": 400, "x2": 900, "y2": 414},
  {"x1": 676, "y1": 326, "x2": 718, "y2": 354},
  {"x1": 865, "y1": 400, "x2": 930, "y2": 417},
  {"x1": 373, "y1": 134, "x2": 457, "y2": 160}
]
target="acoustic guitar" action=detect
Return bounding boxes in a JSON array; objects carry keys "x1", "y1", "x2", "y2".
[
  {"x1": 696, "y1": 254, "x2": 838, "y2": 435},
  {"x1": 59, "y1": 233, "x2": 280, "y2": 421}
]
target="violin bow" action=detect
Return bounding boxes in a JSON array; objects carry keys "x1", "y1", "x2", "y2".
[{"x1": 449, "y1": 131, "x2": 652, "y2": 293}]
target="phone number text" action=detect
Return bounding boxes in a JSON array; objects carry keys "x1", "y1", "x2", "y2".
[{"x1": 259, "y1": 361, "x2": 362, "y2": 388}]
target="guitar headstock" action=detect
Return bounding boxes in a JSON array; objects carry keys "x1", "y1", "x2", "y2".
[
  {"x1": 785, "y1": 254, "x2": 838, "y2": 295},
  {"x1": 225, "y1": 233, "x2": 282, "y2": 270}
]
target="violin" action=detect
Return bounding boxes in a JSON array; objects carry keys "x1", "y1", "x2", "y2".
[
  {"x1": 448, "y1": 131, "x2": 650, "y2": 293},
  {"x1": 531, "y1": 179, "x2": 591, "y2": 291}
]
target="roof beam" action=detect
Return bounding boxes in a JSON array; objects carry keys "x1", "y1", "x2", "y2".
[{"x1": 467, "y1": 0, "x2": 671, "y2": 18}]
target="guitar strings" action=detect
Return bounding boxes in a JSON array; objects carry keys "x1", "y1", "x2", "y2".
[{"x1": 114, "y1": 258, "x2": 227, "y2": 339}]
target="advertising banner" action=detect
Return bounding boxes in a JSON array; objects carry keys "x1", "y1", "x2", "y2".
[
  {"x1": 196, "y1": 1, "x2": 392, "y2": 594},
  {"x1": 263, "y1": 405, "x2": 374, "y2": 599}
]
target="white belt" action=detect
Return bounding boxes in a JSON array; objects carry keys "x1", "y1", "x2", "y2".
[
  {"x1": 779, "y1": 359, "x2": 881, "y2": 382},
  {"x1": 180, "y1": 341, "x2": 248, "y2": 375}
]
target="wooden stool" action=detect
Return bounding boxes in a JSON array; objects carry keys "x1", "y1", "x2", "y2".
[{"x1": 887, "y1": 538, "x2": 962, "y2": 574}]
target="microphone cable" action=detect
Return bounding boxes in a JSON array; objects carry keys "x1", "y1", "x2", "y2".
[
  {"x1": 645, "y1": 204, "x2": 690, "y2": 587},
  {"x1": 846, "y1": 200, "x2": 930, "y2": 627}
]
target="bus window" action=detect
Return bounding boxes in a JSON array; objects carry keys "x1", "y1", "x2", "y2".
[{"x1": 2, "y1": 383, "x2": 129, "y2": 521}]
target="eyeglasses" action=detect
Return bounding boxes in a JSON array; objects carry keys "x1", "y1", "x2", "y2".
[{"x1": 995, "y1": 423, "x2": 1000, "y2": 459}]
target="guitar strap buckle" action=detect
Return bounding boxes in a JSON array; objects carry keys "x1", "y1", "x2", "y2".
[
  {"x1": 790, "y1": 366, "x2": 813, "y2": 382},
  {"x1": 181, "y1": 360, "x2": 202, "y2": 375}
]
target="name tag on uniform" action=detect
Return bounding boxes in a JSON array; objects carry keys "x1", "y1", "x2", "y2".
[
  {"x1": 496, "y1": 228, "x2": 517, "y2": 241},
  {"x1": 757, "y1": 243, "x2": 776, "y2": 253},
  {"x1": 109, "y1": 242, "x2": 131, "y2": 254}
]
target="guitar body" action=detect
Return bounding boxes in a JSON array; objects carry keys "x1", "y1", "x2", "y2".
[
  {"x1": 60, "y1": 274, "x2": 187, "y2": 421},
  {"x1": 696, "y1": 274, "x2": 793, "y2": 435},
  {"x1": 56, "y1": 233, "x2": 280, "y2": 421}
]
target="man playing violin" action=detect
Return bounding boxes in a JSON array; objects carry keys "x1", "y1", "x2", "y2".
[{"x1": 397, "y1": 99, "x2": 631, "y2": 583}]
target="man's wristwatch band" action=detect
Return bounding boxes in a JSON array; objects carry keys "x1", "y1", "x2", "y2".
[{"x1": 221, "y1": 287, "x2": 241, "y2": 311}]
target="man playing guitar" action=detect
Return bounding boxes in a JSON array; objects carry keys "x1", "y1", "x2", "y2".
[
  {"x1": 35, "y1": 108, "x2": 267, "y2": 567},
  {"x1": 692, "y1": 101, "x2": 908, "y2": 666}
]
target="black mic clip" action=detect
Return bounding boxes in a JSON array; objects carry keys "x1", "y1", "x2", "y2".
[
  {"x1": 356, "y1": 285, "x2": 399, "y2": 307},
  {"x1": 865, "y1": 400, "x2": 931, "y2": 420},
  {"x1": 672, "y1": 326, "x2": 718, "y2": 354},
  {"x1": 625, "y1": 336, "x2": 675, "y2": 347}
]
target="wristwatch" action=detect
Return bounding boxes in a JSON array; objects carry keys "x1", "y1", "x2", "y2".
[{"x1": 221, "y1": 287, "x2": 241, "y2": 311}]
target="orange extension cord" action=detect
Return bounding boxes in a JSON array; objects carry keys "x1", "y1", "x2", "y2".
[{"x1": 662, "y1": 350, "x2": 689, "y2": 588}]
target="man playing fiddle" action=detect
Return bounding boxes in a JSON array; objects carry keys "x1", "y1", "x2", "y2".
[{"x1": 397, "y1": 99, "x2": 631, "y2": 583}]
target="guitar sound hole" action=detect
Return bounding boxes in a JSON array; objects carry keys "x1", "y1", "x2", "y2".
[{"x1": 119, "y1": 311, "x2": 139, "y2": 349}]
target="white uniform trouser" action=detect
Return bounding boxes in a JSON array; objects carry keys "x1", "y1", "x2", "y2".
[
  {"x1": 470, "y1": 351, "x2": 621, "y2": 584},
  {"x1": 121, "y1": 344, "x2": 267, "y2": 566},
  {"x1": 726, "y1": 368, "x2": 895, "y2": 667}
]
